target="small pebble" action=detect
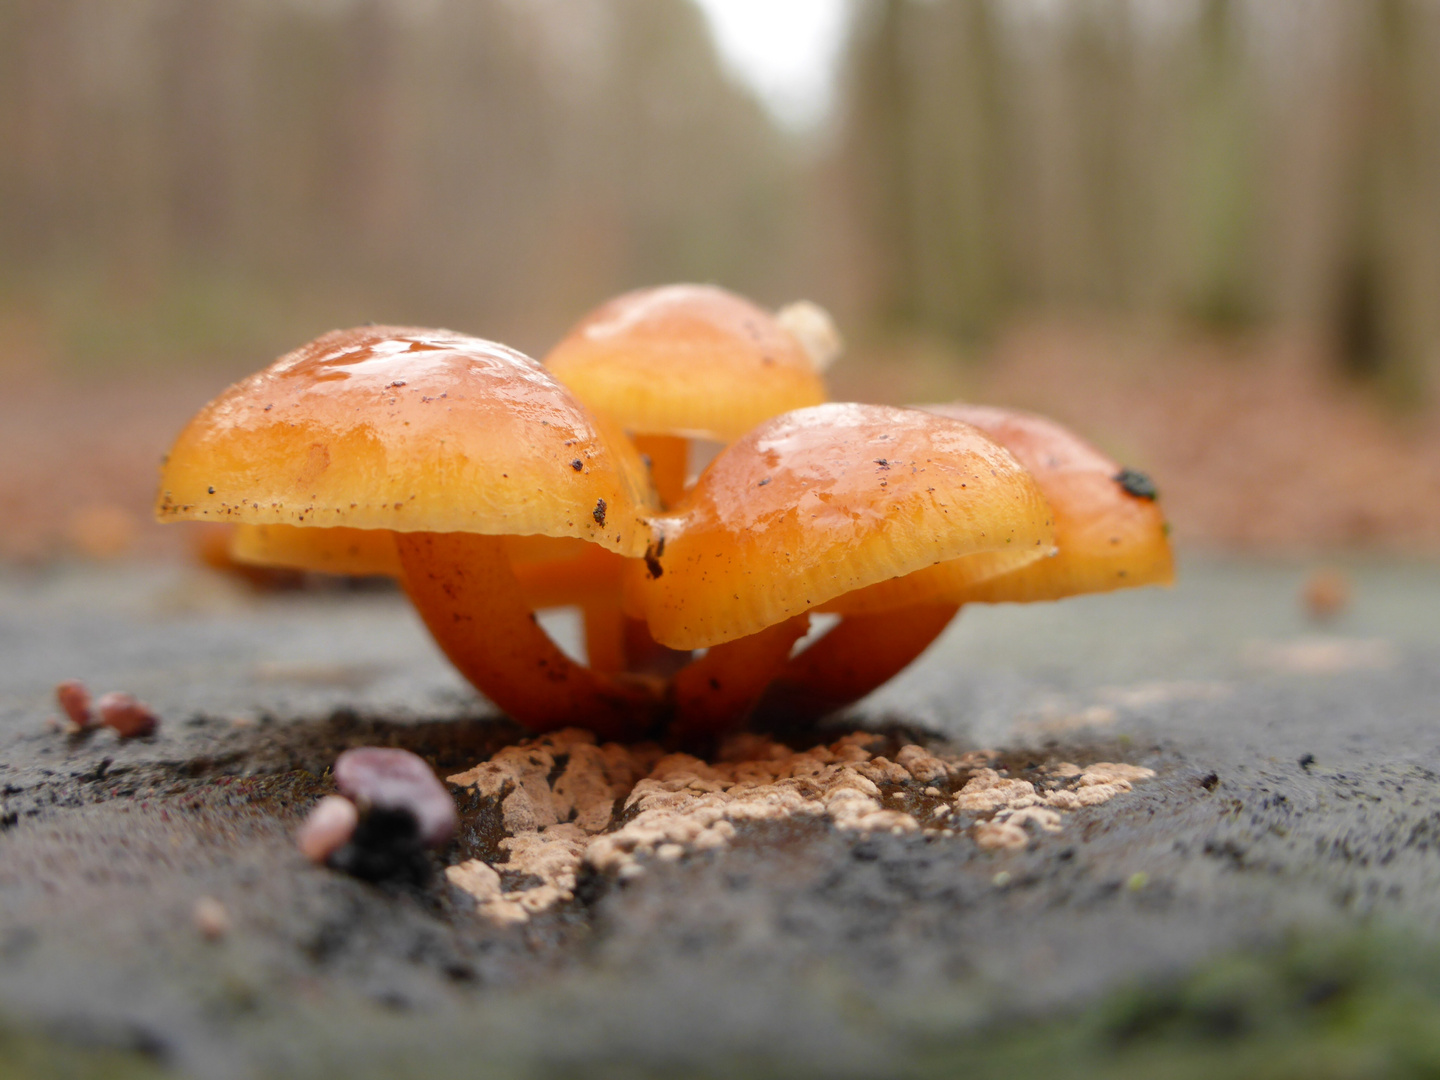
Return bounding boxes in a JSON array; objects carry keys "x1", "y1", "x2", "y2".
[
  {"x1": 95, "y1": 691, "x2": 158, "y2": 738},
  {"x1": 193, "y1": 896, "x2": 231, "y2": 940},
  {"x1": 297, "y1": 795, "x2": 360, "y2": 863},
  {"x1": 54, "y1": 680, "x2": 93, "y2": 728},
  {"x1": 333, "y1": 747, "x2": 457, "y2": 849}
]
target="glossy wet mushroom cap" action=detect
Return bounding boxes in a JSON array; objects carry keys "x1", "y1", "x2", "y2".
[
  {"x1": 754, "y1": 405, "x2": 1175, "y2": 726},
  {"x1": 156, "y1": 325, "x2": 655, "y2": 557},
  {"x1": 631, "y1": 403, "x2": 1055, "y2": 650},
  {"x1": 156, "y1": 325, "x2": 667, "y2": 736}
]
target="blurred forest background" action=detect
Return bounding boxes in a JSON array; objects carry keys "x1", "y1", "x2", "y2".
[{"x1": 2, "y1": 0, "x2": 1439, "y2": 562}]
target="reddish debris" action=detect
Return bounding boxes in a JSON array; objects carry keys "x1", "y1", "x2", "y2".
[
  {"x1": 297, "y1": 795, "x2": 360, "y2": 863},
  {"x1": 333, "y1": 747, "x2": 457, "y2": 849},
  {"x1": 94, "y1": 691, "x2": 159, "y2": 738},
  {"x1": 192, "y1": 896, "x2": 231, "y2": 941},
  {"x1": 55, "y1": 680, "x2": 94, "y2": 728}
]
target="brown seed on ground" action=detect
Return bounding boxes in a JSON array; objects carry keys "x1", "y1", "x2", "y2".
[
  {"x1": 1303, "y1": 566, "x2": 1351, "y2": 622},
  {"x1": 54, "y1": 679, "x2": 92, "y2": 728},
  {"x1": 296, "y1": 795, "x2": 360, "y2": 863},
  {"x1": 94, "y1": 691, "x2": 158, "y2": 737},
  {"x1": 333, "y1": 747, "x2": 457, "y2": 848}
]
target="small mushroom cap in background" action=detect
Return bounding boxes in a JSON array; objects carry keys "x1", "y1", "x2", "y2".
[
  {"x1": 543, "y1": 284, "x2": 829, "y2": 442},
  {"x1": 155, "y1": 326, "x2": 657, "y2": 558},
  {"x1": 922, "y1": 404, "x2": 1174, "y2": 602},
  {"x1": 332, "y1": 747, "x2": 456, "y2": 849},
  {"x1": 631, "y1": 403, "x2": 1055, "y2": 650},
  {"x1": 296, "y1": 795, "x2": 360, "y2": 863}
]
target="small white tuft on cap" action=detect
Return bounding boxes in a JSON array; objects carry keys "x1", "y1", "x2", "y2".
[{"x1": 776, "y1": 300, "x2": 843, "y2": 373}]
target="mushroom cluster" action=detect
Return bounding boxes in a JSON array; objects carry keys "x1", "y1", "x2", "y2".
[{"x1": 155, "y1": 286, "x2": 1173, "y2": 739}]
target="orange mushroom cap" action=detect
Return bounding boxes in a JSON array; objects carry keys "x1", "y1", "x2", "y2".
[
  {"x1": 631, "y1": 403, "x2": 1055, "y2": 650},
  {"x1": 754, "y1": 405, "x2": 1175, "y2": 726},
  {"x1": 542, "y1": 284, "x2": 829, "y2": 442},
  {"x1": 922, "y1": 404, "x2": 1174, "y2": 602},
  {"x1": 155, "y1": 326, "x2": 656, "y2": 557}
]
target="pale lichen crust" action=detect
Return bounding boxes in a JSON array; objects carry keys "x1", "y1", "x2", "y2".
[{"x1": 444, "y1": 729, "x2": 1154, "y2": 923}]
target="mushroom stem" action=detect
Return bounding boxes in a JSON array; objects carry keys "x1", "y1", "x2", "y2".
[
  {"x1": 632, "y1": 434, "x2": 689, "y2": 508},
  {"x1": 623, "y1": 616, "x2": 693, "y2": 678},
  {"x1": 582, "y1": 600, "x2": 628, "y2": 674},
  {"x1": 755, "y1": 604, "x2": 959, "y2": 725},
  {"x1": 670, "y1": 616, "x2": 810, "y2": 737},
  {"x1": 397, "y1": 532, "x2": 661, "y2": 738}
]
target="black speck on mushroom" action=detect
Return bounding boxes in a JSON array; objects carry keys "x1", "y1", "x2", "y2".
[
  {"x1": 1114, "y1": 467, "x2": 1158, "y2": 500},
  {"x1": 645, "y1": 536, "x2": 665, "y2": 579}
]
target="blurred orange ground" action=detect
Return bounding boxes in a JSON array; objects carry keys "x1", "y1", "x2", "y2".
[
  {"x1": 3, "y1": 319, "x2": 1438, "y2": 567},
  {"x1": 0, "y1": 370, "x2": 227, "y2": 564}
]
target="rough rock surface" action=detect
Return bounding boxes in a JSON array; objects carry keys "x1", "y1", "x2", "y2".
[{"x1": 0, "y1": 558, "x2": 1437, "y2": 1077}]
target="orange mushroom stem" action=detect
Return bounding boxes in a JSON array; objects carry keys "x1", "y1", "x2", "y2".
[
  {"x1": 397, "y1": 532, "x2": 661, "y2": 739},
  {"x1": 755, "y1": 605, "x2": 960, "y2": 726},
  {"x1": 669, "y1": 616, "x2": 810, "y2": 738},
  {"x1": 630, "y1": 434, "x2": 690, "y2": 510}
]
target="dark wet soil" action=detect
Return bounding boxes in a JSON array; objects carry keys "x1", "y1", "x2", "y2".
[{"x1": 1, "y1": 557, "x2": 1438, "y2": 1078}]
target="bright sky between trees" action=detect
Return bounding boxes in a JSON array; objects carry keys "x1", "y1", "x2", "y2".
[{"x1": 691, "y1": 0, "x2": 853, "y2": 130}]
